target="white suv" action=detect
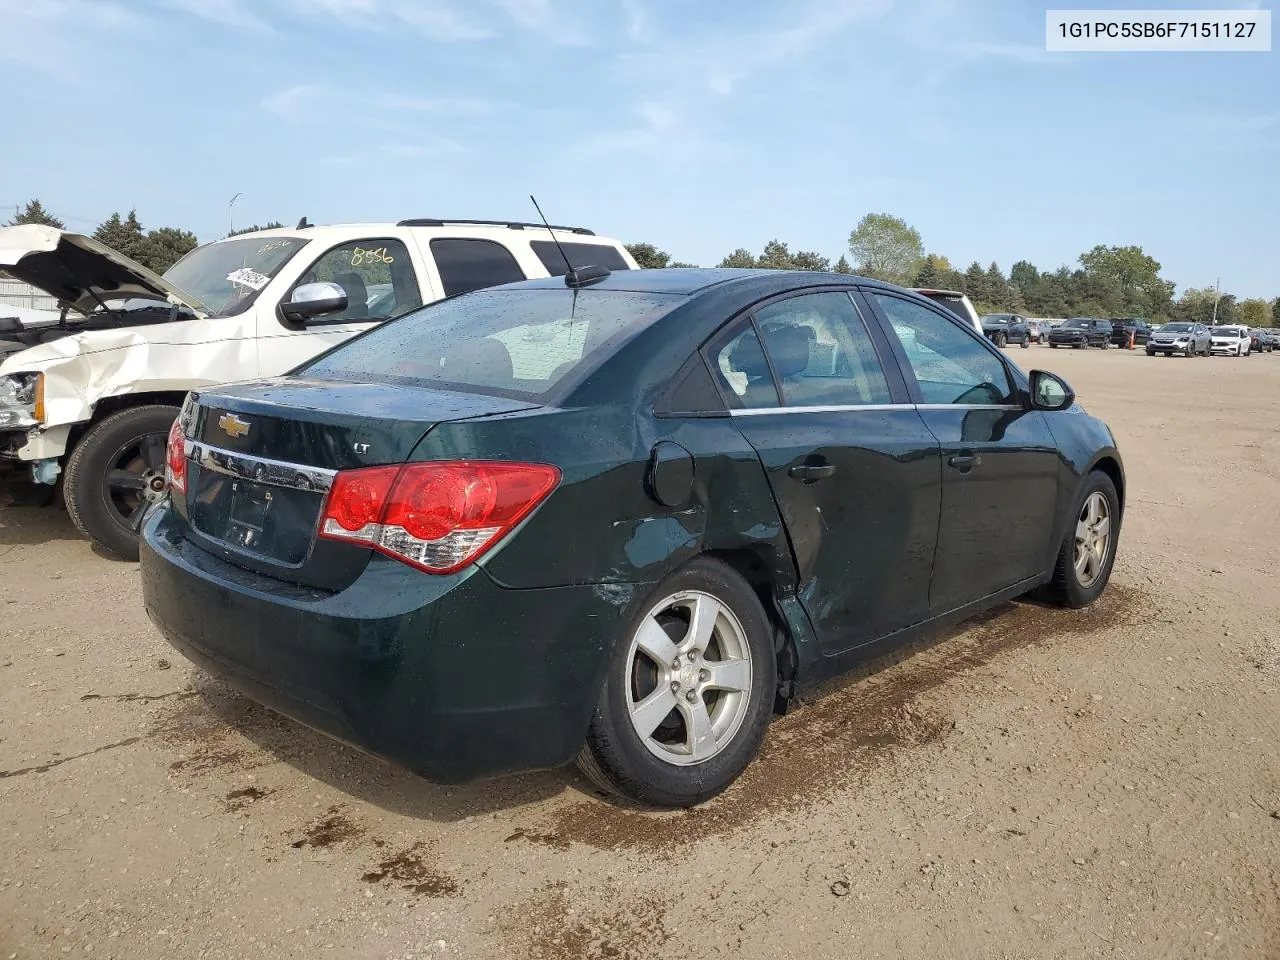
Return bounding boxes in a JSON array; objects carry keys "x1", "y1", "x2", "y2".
[
  {"x1": 0, "y1": 219, "x2": 637, "y2": 556},
  {"x1": 909, "y1": 288, "x2": 983, "y2": 334}
]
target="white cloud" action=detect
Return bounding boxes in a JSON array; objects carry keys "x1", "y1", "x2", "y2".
[
  {"x1": 0, "y1": 0, "x2": 145, "y2": 74},
  {"x1": 283, "y1": 0, "x2": 493, "y2": 41},
  {"x1": 620, "y1": 0, "x2": 646, "y2": 41},
  {"x1": 161, "y1": 0, "x2": 271, "y2": 31},
  {"x1": 261, "y1": 84, "x2": 323, "y2": 120}
]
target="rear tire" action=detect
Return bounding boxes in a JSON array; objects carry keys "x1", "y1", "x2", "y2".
[
  {"x1": 63, "y1": 405, "x2": 179, "y2": 561},
  {"x1": 1044, "y1": 471, "x2": 1120, "y2": 609},
  {"x1": 577, "y1": 557, "x2": 777, "y2": 807}
]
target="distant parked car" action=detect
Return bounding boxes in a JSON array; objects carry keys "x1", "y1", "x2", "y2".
[
  {"x1": 1249, "y1": 329, "x2": 1275, "y2": 353},
  {"x1": 910, "y1": 288, "x2": 982, "y2": 334},
  {"x1": 1147, "y1": 322, "x2": 1210, "y2": 357},
  {"x1": 1109, "y1": 318, "x2": 1152, "y2": 347},
  {"x1": 1210, "y1": 325, "x2": 1251, "y2": 357},
  {"x1": 980, "y1": 313, "x2": 1031, "y2": 348},
  {"x1": 1025, "y1": 319, "x2": 1048, "y2": 343},
  {"x1": 1048, "y1": 317, "x2": 1111, "y2": 349}
]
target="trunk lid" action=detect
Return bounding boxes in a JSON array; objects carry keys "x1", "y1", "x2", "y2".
[
  {"x1": 0, "y1": 225, "x2": 208, "y2": 318},
  {"x1": 178, "y1": 378, "x2": 538, "y2": 589}
]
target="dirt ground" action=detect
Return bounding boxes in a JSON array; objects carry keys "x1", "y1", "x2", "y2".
[{"x1": 2, "y1": 345, "x2": 1279, "y2": 960}]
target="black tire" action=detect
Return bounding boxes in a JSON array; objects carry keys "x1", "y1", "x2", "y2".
[
  {"x1": 577, "y1": 557, "x2": 777, "y2": 807},
  {"x1": 1185, "y1": 343, "x2": 1195, "y2": 358},
  {"x1": 1050, "y1": 343, "x2": 1058, "y2": 349},
  {"x1": 1043, "y1": 470, "x2": 1120, "y2": 609},
  {"x1": 996, "y1": 332, "x2": 1007, "y2": 348},
  {"x1": 1020, "y1": 336, "x2": 1029, "y2": 349},
  {"x1": 63, "y1": 404, "x2": 179, "y2": 561}
]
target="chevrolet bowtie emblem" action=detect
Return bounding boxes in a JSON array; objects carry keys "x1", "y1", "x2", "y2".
[{"x1": 217, "y1": 413, "x2": 251, "y2": 439}]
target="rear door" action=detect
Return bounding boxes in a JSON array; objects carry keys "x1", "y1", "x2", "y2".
[
  {"x1": 707, "y1": 288, "x2": 942, "y2": 655},
  {"x1": 864, "y1": 291, "x2": 1059, "y2": 612}
]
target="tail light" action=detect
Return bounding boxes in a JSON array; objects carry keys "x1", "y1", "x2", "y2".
[
  {"x1": 165, "y1": 418, "x2": 187, "y2": 495},
  {"x1": 319, "y1": 460, "x2": 560, "y2": 574}
]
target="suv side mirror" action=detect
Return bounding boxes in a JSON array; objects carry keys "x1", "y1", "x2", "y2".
[
  {"x1": 280, "y1": 281, "x2": 348, "y2": 322},
  {"x1": 1029, "y1": 370, "x2": 1075, "y2": 411}
]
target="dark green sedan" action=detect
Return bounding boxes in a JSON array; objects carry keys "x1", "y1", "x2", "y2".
[{"x1": 140, "y1": 267, "x2": 1124, "y2": 808}]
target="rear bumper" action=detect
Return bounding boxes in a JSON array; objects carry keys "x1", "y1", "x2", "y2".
[{"x1": 140, "y1": 503, "x2": 635, "y2": 783}]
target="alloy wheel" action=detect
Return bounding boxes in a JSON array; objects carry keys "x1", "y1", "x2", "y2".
[
  {"x1": 103, "y1": 432, "x2": 168, "y2": 532},
  {"x1": 1073, "y1": 491, "x2": 1111, "y2": 588},
  {"x1": 624, "y1": 590, "x2": 753, "y2": 766}
]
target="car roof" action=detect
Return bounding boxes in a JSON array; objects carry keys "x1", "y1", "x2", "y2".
[
  {"x1": 209, "y1": 221, "x2": 629, "y2": 246},
  {"x1": 512, "y1": 267, "x2": 900, "y2": 297},
  {"x1": 911, "y1": 288, "x2": 965, "y2": 297}
]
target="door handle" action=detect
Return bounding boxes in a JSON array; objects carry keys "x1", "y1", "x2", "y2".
[
  {"x1": 788, "y1": 463, "x2": 837, "y2": 482},
  {"x1": 948, "y1": 454, "x2": 982, "y2": 471}
]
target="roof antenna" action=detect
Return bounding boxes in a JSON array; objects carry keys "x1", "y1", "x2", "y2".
[{"x1": 530, "y1": 195, "x2": 573, "y2": 274}]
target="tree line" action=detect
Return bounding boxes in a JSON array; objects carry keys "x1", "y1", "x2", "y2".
[
  {"x1": 629, "y1": 211, "x2": 1279, "y2": 328},
  {"x1": 9, "y1": 199, "x2": 1276, "y2": 327}
]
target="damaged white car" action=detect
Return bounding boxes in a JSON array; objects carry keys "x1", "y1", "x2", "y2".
[{"x1": 0, "y1": 220, "x2": 636, "y2": 558}]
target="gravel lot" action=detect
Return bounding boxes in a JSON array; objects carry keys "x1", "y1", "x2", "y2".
[{"x1": 3, "y1": 345, "x2": 1279, "y2": 960}]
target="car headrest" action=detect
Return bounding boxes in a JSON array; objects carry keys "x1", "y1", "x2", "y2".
[
  {"x1": 449, "y1": 337, "x2": 513, "y2": 381},
  {"x1": 761, "y1": 324, "x2": 813, "y2": 379},
  {"x1": 728, "y1": 332, "x2": 771, "y2": 379}
]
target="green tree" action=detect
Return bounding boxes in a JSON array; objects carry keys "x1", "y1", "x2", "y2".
[
  {"x1": 832, "y1": 256, "x2": 853, "y2": 275},
  {"x1": 137, "y1": 227, "x2": 198, "y2": 273},
  {"x1": 1238, "y1": 298, "x2": 1270, "y2": 328},
  {"x1": 228, "y1": 222, "x2": 285, "y2": 237},
  {"x1": 718, "y1": 248, "x2": 757, "y2": 268},
  {"x1": 625, "y1": 242, "x2": 671, "y2": 269},
  {"x1": 789, "y1": 249, "x2": 831, "y2": 272},
  {"x1": 1077, "y1": 244, "x2": 1174, "y2": 317},
  {"x1": 757, "y1": 239, "x2": 796, "y2": 270},
  {"x1": 93, "y1": 210, "x2": 146, "y2": 260},
  {"x1": 1175, "y1": 287, "x2": 1220, "y2": 323},
  {"x1": 984, "y1": 262, "x2": 1008, "y2": 309},
  {"x1": 847, "y1": 213, "x2": 923, "y2": 284},
  {"x1": 1274, "y1": 298, "x2": 1280, "y2": 326},
  {"x1": 913, "y1": 254, "x2": 941, "y2": 287},
  {"x1": 963, "y1": 261, "x2": 987, "y2": 303},
  {"x1": 7, "y1": 199, "x2": 65, "y2": 228},
  {"x1": 1214, "y1": 294, "x2": 1239, "y2": 325}
]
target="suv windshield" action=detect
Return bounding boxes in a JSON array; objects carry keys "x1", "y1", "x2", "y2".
[
  {"x1": 1063, "y1": 319, "x2": 1090, "y2": 328},
  {"x1": 303, "y1": 287, "x2": 682, "y2": 401},
  {"x1": 164, "y1": 236, "x2": 310, "y2": 318}
]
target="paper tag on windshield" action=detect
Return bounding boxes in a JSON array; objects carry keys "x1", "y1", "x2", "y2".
[{"x1": 226, "y1": 267, "x2": 270, "y2": 291}]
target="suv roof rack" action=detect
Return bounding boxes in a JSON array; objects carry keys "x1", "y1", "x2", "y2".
[{"x1": 395, "y1": 218, "x2": 595, "y2": 235}]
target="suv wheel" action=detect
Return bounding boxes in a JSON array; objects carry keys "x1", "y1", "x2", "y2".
[
  {"x1": 577, "y1": 557, "x2": 776, "y2": 807},
  {"x1": 995, "y1": 332, "x2": 1007, "y2": 348},
  {"x1": 63, "y1": 404, "x2": 179, "y2": 561}
]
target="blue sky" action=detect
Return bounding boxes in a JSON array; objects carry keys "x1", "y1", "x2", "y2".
[{"x1": 0, "y1": 0, "x2": 1275, "y2": 298}]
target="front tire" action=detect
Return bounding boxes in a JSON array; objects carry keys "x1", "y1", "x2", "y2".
[
  {"x1": 63, "y1": 404, "x2": 179, "y2": 561},
  {"x1": 577, "y1": 557, "x2": 776, "y2": 807},
  {"x1": 1044, "y1": 471, "x2": 1120, "y2": 609},
  {"x1": 995, "y1": 332, "x2": 1007, "y2": 348}
]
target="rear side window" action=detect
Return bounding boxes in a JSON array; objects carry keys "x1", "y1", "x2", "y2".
[
  {"x1": 303, "y1": 288, "x2": 681, "y2": 401},
  {"x1": 752, "y1": 292, "x2": 892, "y2": 407},
  {"x1": 530, "y1": 241, "x2": 630, "y2": 276},
  {"x1": 430, "y1": 238, "x2": 526, "y2": 297}
]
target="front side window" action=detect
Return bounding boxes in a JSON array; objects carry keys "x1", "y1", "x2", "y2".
[
  {"x1": 872, "y1": 293, "x2": 1013, "y2": 405},
  {"x1": 530, "y1": 240, "x2": 631, "y2": 276},
  {"x1": 291, "y1": 238, "x2": 422, "y2": 323},
  {"x1": 751, "y1": 292, "x2": 892, "y2": 407},
  {"x1": 430, "y1": 238, "x2": 526, "y2": 298}
]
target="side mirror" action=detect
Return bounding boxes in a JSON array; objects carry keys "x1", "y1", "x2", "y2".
[
  {"x1": 279, "y1": 282, "x2": 348, "y2": 322},
  {"x1": 1029, "y1": 369, "x2": 1075, "y2": 411}
]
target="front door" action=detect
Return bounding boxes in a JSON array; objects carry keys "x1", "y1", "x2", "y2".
[
  {"x1": 865, "y1": 291, "x2": 1060, "y2": 612},
  {"x1": 707, "y1": 290, "x2": 942, "y2": 655},
  {"x1": 261, "y1": 235, "x2": 427, "y2": 376}
]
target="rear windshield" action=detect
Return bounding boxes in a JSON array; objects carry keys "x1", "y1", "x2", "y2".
[
  {"x1": 918, "y1": 293, "x2": 971, "y2": 322},
  {"x1": 1160, "y1": 323, "x2": 1192, "y2": 333},
  {"x1": 302, "y1": 287, "x2": 681, "y2": 401},
  {"x1": 530, "y1": 241, "x2": 631, "y2": 276}
]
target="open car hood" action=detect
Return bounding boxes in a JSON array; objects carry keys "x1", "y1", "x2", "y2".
[{"x1": 0, "y1": 225, "x2": 207, "y2": 319}]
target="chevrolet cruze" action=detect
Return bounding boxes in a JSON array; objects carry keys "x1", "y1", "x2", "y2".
[{"x1": 141, "y1": 267, "x2": 1124, "y2": 807}]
